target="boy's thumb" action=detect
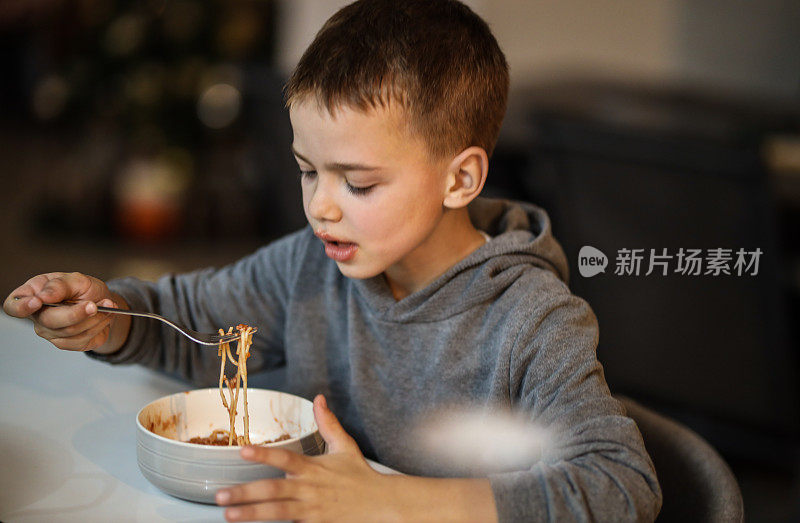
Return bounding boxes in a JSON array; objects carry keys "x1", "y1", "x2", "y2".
[{"x1": 313, "y1": 394, "x2": 358, "y2": 454}]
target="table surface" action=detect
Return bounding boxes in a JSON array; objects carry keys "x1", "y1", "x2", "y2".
[{"x1": 0, "y1": 314, "x2": 376, "y2": 522}]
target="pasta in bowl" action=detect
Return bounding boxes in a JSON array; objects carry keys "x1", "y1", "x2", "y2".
[{"x1": 136, "y1": 388, "x2": 325, "y2": 503}]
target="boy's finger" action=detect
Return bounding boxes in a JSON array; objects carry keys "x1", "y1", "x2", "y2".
[
  {"x1": 313, "y1": 394, "x2": 359, "y2": 454},
  {"x1": 36, "y1": 309, "x2": 111, "y2": 338},
  {"x1": 239, "y1": 446, "x2": 307, "y2": 475},
  {"x1": 216, "y1": 478, "x2": 300, "y2": 506},
  {"x1": 34, "y1": 312, "x2": 111, "y2": 342},
  {"x1": 37, "y1": 300, "x2": 99, "y2": 330},
  {"x1": 3, "y1": 274, "x2": 57, "y2": 317},
  {"x1": 35, "y1": 272, "x2": 92, "y2": 304},
  {"x1": 3, "y1": 294, "x2": 42, "y2": 318},
  {"x1": 17, "y1": 273, "x2": 60, "y2": 297},
  {"x1": 48, "y1": 317, "x2": 113, "y2": 351},
  {"x1": 223, "y1": 500, "x2": 305, "y2": 522}
]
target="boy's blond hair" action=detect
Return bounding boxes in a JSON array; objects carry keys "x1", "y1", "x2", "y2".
[{"x1": 284, "y1": 0, "x2": 509, "y2": 159}]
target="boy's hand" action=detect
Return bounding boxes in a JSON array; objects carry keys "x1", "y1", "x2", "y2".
[
  {"x1": 3, "y1": 272, "x2": 122, "y2": 352},
  {"x1": 217, "y1": 394, "x2": 401, "y2": 522},
  {"x1": 217, "y1": 394, "x2": 498, "y2": 522}
]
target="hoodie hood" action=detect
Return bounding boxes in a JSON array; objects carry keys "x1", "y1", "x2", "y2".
[
  {"x1": 352, "y1": 197, "x2": 569, "y2": 322},
  {"x1": 467, "y1": 197, "x2": 568, "y2": 282}
]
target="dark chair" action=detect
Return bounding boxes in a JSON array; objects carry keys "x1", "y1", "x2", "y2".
[{"x1": 616, "y1": 395, "x2": 745, "y2": 522}]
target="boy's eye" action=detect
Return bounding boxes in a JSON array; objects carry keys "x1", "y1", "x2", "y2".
[
  {"x1": 345, "y1": 182, "x2": 375, "y2": 196},
  {"x1": 298, "y1": 169, "x2": 374, "y2": 195}
]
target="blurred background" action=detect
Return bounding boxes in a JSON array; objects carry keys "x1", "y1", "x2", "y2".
[{"x1": 1, "y1": 0, "x2": 799, "y2": 519}]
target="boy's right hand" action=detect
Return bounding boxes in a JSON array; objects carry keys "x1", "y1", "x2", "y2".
[{"x1": 3, "y1": 272, "x2": 127, "y2": 353}]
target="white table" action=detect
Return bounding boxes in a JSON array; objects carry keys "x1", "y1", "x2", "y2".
[
  {"x1": 0, "y1": 314, "x2": 253, "y2": 522},
  {"x1": 0, "y1": 314, "x2": 399, "y2": 522}
]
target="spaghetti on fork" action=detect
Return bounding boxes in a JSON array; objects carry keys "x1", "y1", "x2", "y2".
[
  {"x1": 216, "y1": 324, "x2": 255, "y2": 446},
  {"x1": 185, "y1": 324, "x2": 290, "y2": 446}
]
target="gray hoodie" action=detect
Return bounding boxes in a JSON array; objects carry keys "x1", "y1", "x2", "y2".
[{"x1": 93, "y1": 198, "x2": 662, "y2": 521}]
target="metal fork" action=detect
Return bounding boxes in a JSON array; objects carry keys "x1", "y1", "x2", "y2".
[{"x1": 42, "y1": 302, "x2": 255, "y2": 345}]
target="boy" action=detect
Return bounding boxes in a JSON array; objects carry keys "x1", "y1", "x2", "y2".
[{"x1": 4, "y1": 0, "x2": 661, "y2": 521}]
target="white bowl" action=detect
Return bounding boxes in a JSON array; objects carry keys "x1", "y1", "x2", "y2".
[{"x1": 136, "y1": 388, "x2": 325, "y2": 503}]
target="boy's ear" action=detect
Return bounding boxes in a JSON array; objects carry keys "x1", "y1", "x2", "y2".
[{"x1": 442, "y1": 146, "x2": 488, "y2": 209}]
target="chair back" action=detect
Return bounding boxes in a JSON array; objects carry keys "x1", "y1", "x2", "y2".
[{"x1": 617, "y1": 395, "x2": 744, "y2": 522}]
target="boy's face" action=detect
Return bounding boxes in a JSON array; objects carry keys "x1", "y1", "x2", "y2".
[{"x1": 289, "y1": 98, "x2": 449, "y2": 282}]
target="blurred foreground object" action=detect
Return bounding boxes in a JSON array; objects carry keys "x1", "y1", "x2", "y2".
[{"x1": 412, "y1": 405, "x2": 549, "y2": 476}]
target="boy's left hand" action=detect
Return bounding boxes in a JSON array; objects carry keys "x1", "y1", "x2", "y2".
[{"x1": 216, "y1": 394, "x2": 398, "y2": 522}]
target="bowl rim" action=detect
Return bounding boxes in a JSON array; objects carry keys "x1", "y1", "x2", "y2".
[{"x1": 136, "y1": 387, "x2": 318, "y2": 450}]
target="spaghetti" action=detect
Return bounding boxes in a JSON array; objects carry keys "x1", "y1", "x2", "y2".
[
  {"x1": 215, "y1": 323, "x2": 255, "y2": 445},
  {"x1": 183, "y1": 324, "x2": 291, "y2": 446}
]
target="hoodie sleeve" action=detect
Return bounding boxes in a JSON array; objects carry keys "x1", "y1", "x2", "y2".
[
  {"x1": 87, "y1": 231, "x2": 306, "y2": 385},
  {"x1": 488, "y1": 292, "x2": 662, "y2": 522}
]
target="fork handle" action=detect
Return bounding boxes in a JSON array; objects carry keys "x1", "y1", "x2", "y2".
[
  {"x1": 42, "y1": 302, "x2": 134, "y2": 317},
  {"x1": 40, "y1": 302, "x2": 237, "y2": 345}
]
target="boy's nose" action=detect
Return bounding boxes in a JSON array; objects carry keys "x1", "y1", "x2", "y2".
[{"x1": 306, "y1": 177, "x2": 343, "y2": 223}]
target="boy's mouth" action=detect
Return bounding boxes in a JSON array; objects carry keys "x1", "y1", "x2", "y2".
[{"x1": 315, "y1": 231, "x2": 358, "y2": 262}]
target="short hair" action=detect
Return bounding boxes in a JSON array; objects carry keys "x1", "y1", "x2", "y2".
[{"x1": 285, "y1": 0, "x2": 509, "y2": 158}]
